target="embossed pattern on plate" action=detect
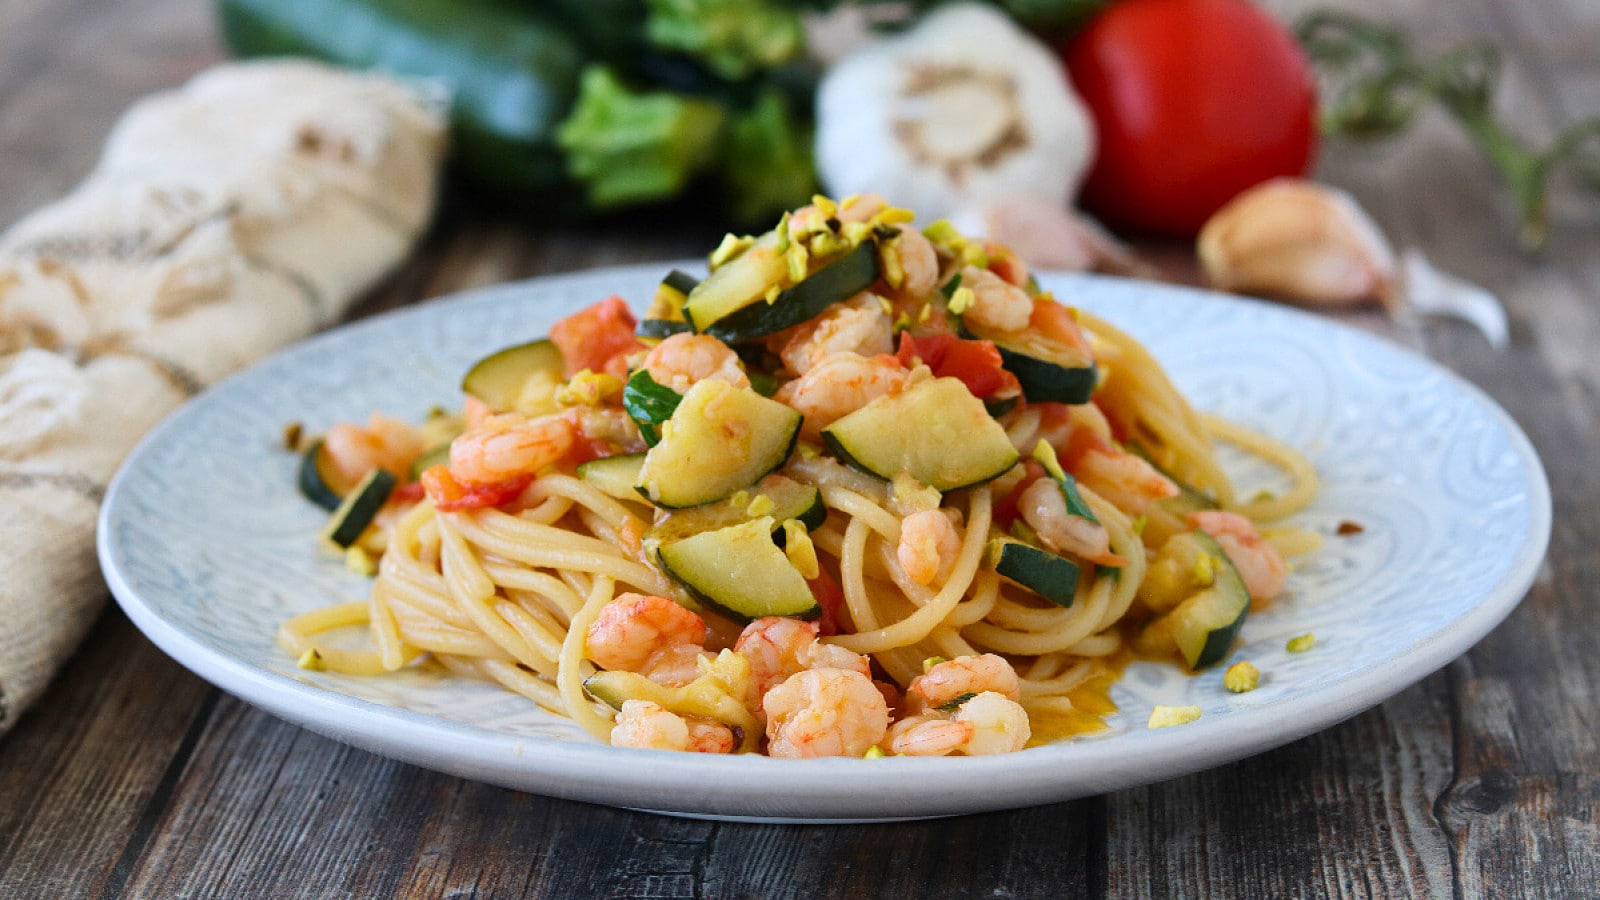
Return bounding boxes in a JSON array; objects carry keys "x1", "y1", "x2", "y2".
[{"x1": 99, "y1": 267, "x2": 1550, "y2": 822}]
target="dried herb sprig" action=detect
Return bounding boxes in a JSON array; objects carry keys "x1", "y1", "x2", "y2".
[{"x1": 1297, "y1": 9, "x2": 1600, "y2": 250}]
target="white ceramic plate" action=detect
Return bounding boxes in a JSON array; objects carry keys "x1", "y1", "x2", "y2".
[{"x1": 99, "y1": 265, "x2": 1550, "y2": 822}]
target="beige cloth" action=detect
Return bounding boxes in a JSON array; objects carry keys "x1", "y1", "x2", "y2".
[{"x1": 0, "y1": 61, "x2": 447, "y2": 733}]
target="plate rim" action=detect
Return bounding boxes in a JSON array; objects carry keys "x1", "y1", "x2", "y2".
[{"x1": 97, "y1": 264, "x2": 1553, "y2": 821}]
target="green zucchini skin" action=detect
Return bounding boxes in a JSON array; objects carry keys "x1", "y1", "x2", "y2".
[
  {"x1": 959, "y1": 320, "x2": 1097, "y2": 405},
  {"x1": 1152, "y1": 531, "x2": 1251, "y2": 669},
  {"x1": 460, "y1": 339, "x2": 565, "y2": 415},
  {"x1": 704, "y1": 240, "x2": 881, "y2": 344},
  {"x1": 322, "y1": 468, "x2": 397, "y2": 548},
  {"x1": 990, "y1": 539, "x2": 1082, "y2": 608},
  {"x1": 217, "y1": 0, "x2": 585, "y2": 203},
  {"x1": 622, "y1": 369, "x2": 683, "y2": 447},
  {"x1": 822, "y1": 377, "x2": 1019, "y2": 493},
  {"x1": 635, "y1": 380, "x2": 802, "y2": 509},
  {"x1": 298, "y1": 441, "x2": 347, "y2": 512},
  {"x1": 655, "y1": 517, "x2": 820, "y2": 622}
]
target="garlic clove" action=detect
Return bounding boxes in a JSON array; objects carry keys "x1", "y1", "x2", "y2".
[
  {"x1": 1198, "y1": 178, "x2": 1399, "y2": 310},
  {"x1": 948, "y1": 196, "x2": 1144, "y2": 275}
]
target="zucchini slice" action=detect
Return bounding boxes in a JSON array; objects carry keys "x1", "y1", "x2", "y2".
[
  {"x1": 636, "y1": 379, "x2": 802, "y2": 508},
  {"x1": 682, "y1": 231, "x2": 786, "y2": 332},
  {"x1": 1128, "y1": 443, "x2": 1218, "y2": 517},
  {"x1": 988, "y1": 538, "x2": 1083, "y2": 608},
  {"x1": 576, "y1": 453, "x2": 647, "y2": 502},
  {"x1": 703, "y1": 240, "x2": 881, "y2": 344},
  {"x1": 622, "y1": 369, "x2": 683, "y2": 447},
  {"x1": 321, "y1": 468, "x2": 396, "y2": 549},
  {"x1": 460, "y1": 339, "x2": 564, "y2": 416},
  {"x1": 639, "y1": 270, "x2": 699, "y2": 339},
  {"x1": 644, "y1": 475, "x2": 824, "y2": 552},
  {"x1": 1144, "y1": 531, "x2": 1251, "y2": 669},
  {"x1": 823, "y1": 377, "x2": 1019, "y2": 492},
  {"x1": 961, "y1": 318, "x2": 1097, "y2": 405},
  {"x1": 656, "y1": 516, "x2": 820, "y2": 622},
  {"x1": 298, "y1": 440, "x2": 353, "y2": 512}
]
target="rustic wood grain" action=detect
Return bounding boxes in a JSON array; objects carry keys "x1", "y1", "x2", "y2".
[{"x1": 2, "y1": 0, "x2": 1599, "y2": 896}]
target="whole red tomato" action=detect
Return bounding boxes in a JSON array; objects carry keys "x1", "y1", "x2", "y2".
[{"x1": 1063, "y1": 0, "x2": 1318, "y2": 237}]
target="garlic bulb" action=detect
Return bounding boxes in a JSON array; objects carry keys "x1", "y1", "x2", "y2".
[
  {"x1": 814, "y1": 4, "x2": 1096, "y2": 223},
  {"x1": 1198, "y1": 179, "x2": 1399, "y2": 309}
]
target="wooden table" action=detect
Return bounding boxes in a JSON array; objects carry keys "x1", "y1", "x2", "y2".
[{"x1": 2, "y1": 0, "x2": 1596, "y2": 896}]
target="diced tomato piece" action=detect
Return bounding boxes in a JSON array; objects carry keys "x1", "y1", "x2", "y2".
[
  {"x1": 390, "y1": 481, "x2": 426, "y2": 504},
  {"x1": 1035, "y1": 402, "x2": 1117, "y2": 469},
  {"x1": 895, "y1": 332, "x2": 1020, "y2": 400},
  {"x1": 549, "y1": 296, "x2": 645, "y2": 377},
  {"x1": 420, "y1": 465, "x2": 534, "y2": 512},
  {"x1": 807, "y1": 569, "x2": 847, "y2": 637}
]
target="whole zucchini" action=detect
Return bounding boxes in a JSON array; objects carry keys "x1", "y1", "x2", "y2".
[{"x1": 217, "y1": 0, "x2": 585, "y2": 203}]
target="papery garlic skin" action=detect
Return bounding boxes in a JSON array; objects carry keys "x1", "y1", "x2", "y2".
[
  {"x1": 1198, "y1": 178, "x2": 1398, "y2": 309},
  {"x1": 815, "y1": 4, "x2": 1095, "y2": 223},
  {"x1": 948, "y1": 196, "x2": 1141, "y2": 275}
]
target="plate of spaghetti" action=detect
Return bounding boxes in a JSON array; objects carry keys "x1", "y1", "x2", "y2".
[{"x1": 100, "y1": 196, "x2": 1549, "y2": 822}]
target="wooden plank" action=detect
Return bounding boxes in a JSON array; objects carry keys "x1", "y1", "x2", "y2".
[{"x1": 0, "y1": 611, "x2": 215, "y2": 898}]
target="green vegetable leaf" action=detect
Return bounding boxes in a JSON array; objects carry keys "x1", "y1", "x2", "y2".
[
  {"x1": 936, "y1": 692, "x2": 978, "y2": 712},
  {"x1": 645, "y1": 0, "x2": 803, "y2": 81},
  {"x1": 623, "y1": 369, "x2": 684, "y2": 447},
  {"x1": 556, "y1": 66, "x2": 726, "y2": 208},
  {"x1": 719, "y1": 89, "x2": 818, "y2": 224}
]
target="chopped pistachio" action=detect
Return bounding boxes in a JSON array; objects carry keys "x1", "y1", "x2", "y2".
[
  {"x1": 878, "y1": 296, "x2": 894, "y2": 316},
  {"x1": 842, "y1": 221, "x2": 873, "y2": 246},
  {"x1": 1148, "y1": 705, "x2": 1203, "y2": 728},
  {"x1": 709, "y1": 233, "x2": 754, "y2": 269},
  {"x1": 917, "y1": 303, "x2": 932, "y2": 324},
  {"x1": 947, "y1": 286, "x2": 977, "y2": 316},
  {"x1": 729, "y1": 490, "x2": 751, "y2": 509},
  {"x1": 863, "y1": 745, "x2": 886, "y2": 759},
  {"x1": 874, "y1": 207, "x2": 915, "y2": 226},
  {"x1": 1192, "y1": 552, "x2": 1216, "y2": 587},
  {"x1": 764, "y1": 284, "x2": 781, "y2": 304},
  {"x1": 922, "y1": 219, "x2": 964, "y2": 247},
  {"x1": 892, "y1": 312, "x2": 914, "y2": 334},
  {"x1": 1224, "y1": 660, "x2": 1261, "y2": 693},
  {"x1": 746, "y1": 494, "x2": 776, "y2": 517},
  {"x1": 782, "y1": 519, "x2": 819, "y2": 579},
  {"x1": 345, "y1": 545, "x2": 378, "y2": 577},
  {"x1": 962, "y1": 242, "x2": 989, "y2": 269},
  {"x1": 1287, "y1": 633, "x2": 1316, "y2": 653},
  {"x1": 840, "y1": 193, "x2": 861, "y2": 211},
  {"x1": 880, "y1": 240, "x2": 905, "y2": 290},
  {"x1": 810, "y1": 194, "x2": 838, "y2": 218},
  {"x1": 556, "y1": 370, "x2": 623, "y2": 407},
  {"x1": 1131, "y1": 515, "x2": 1148, "y2": 537},
  {"x1": 1251, "y1": 489, "x2": 1278, "y2": 504},
  {"x1": 922, "y1": 655, "x2": 947, "y2": 674},
  {"x1": 774, "y1": 211, "x2": 792, "y2": 253},
  {"x1": 297, "y1": 648, "x2": 325, "y2": 671}
]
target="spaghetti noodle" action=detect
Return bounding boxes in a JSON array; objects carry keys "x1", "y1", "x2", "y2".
[{"x1": 282, "y1": 194, "x2": 1319, "y2": 758}]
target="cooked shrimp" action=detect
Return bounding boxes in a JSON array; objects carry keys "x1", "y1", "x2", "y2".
[
  {"x1": 1188, "y1": 511, "x2": 1288, "y2": 603},
  {"x1": 779, "y1": 293, "x2": 893, "y2": 375},
  {"x1": 1018, "y1": 477, "x2": 1125, "y2": 566},
  {"x1": 891, "y1": 227, "x2": 940, "y2": 300},
  {"x1": 685, "y1": 718, "x2": 737, "y2": 754},
  {"x1": 950, "y1": 691, "x2": 1031, "y2": 755},
  {"x1": 448, "y1": 413, "x2": 575, "y2": 484},
  {"x1": 960, "y1": 266, "x2": 1032, "y2": 332},
  {"x1": 776, "y1": 352, "x2": 917, "y2": 440},
  {"x1": 462, "y1": 395, "x2": 495, "y2": 430},
  {"x1": 585, "y1": 593, "x2": 707, "y2": 674},
  {"x1": 897, "y1": 509, "x2": 961, "y2": 586},
  {"x1": 642, "y1": 333, "x2": 749, "y2": 393},
  {"x1": 1077, "y1": 449, "x2": 1179, "y2": 517},
  {"x1": 323, "y1": 413, "x2": 427, "y2": 484},
  {"x1": 763, "y1": 668, "x2": 890, "y2": 759},
  {"x1": 884, "y1": 715, "x2": 974, "y2": 757},
  {"x1": 610, "y1": 700, "x2": 690, "y2": 751},
  {"x1": 736, "y1": 617, "x2": 870, "y2": 703},
  {"x1": 640, "y1": 642, "x2": 710, "y2": 688},
  {"x1": 908, "y1": 654, "x2": 1022, "y2": 711}
]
